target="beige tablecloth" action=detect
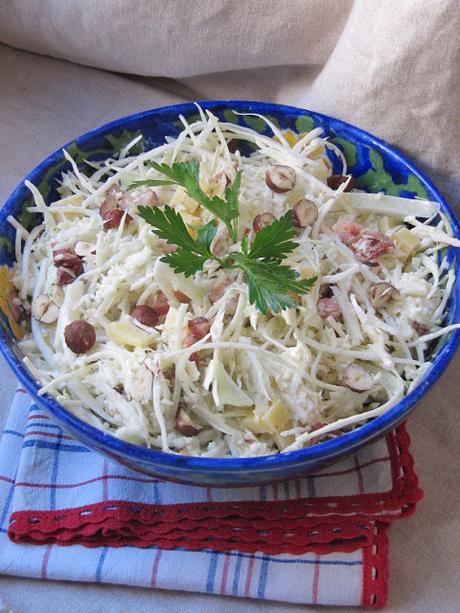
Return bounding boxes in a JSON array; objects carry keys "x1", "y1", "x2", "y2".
[{"x1": 0, "y1": 1, "x2": 459, "y2": 610}]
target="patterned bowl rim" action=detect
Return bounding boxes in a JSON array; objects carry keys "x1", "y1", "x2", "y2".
[{"x1": 1, "y1": 99, "x2": 459, "y2": 472}]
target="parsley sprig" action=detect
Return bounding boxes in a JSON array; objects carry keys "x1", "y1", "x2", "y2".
[
  {"x1": 132, "y1": 161, "x2": 317, "y2": 313},
  {"x1": 131, "y1": 160, "x2": 240, "y2": 242}
]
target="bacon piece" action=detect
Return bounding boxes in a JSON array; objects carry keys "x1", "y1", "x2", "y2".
[
  {"x1": 317, "y1": 297, "x2": 342, "y2": 319},
  {"x1": 352, "y1": 230, "x2": 395, "y2": 264},
  {"x1": 332, "y1": 219, "x2": 362, "y2": 246}
]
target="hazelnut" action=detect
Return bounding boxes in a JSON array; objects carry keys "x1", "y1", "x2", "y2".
[
  {"x1": 64, "y1": 320, "x2": 96, "y2": 354},
  {"x1": 343, "y1": 364, "x2": 373, "y2": 392},
  {"x1": 327, "y1": 174, "x2": 356, "y2": 191},
  {"x1": 265, "y1": 165, "x2": 296, "y2": 193},
  {"x1": 131, "y1": 305, "x2": 159, "y2": 327},
  {"x1": 292, "y1": 199, "x2": 318, "y2": 227},
  {"x1": 31, "y1": 294, "x2": 59, "y2": 324},
  {"x1": 253, "y1": 212, "x2": 275, "y2": 231},
  {"x1": 370, "y1": 282, "x2": 400, "y2": 308}
]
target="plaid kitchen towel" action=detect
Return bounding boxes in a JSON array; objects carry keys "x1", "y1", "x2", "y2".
[{"x1": 0, "y1": 389, "x2": 423, "y2": 607}]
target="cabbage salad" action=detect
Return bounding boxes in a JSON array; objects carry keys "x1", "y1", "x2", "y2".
[{"x1": 6, "y1": 107, "x2": 460, "y2": 457}]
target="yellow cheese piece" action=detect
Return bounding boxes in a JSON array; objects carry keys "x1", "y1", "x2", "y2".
[
  {"x1": 298, "y1": 265, "x2": 317, "y2": 280},
  {"x1": 106, "y1": 321, "x2": 156, "y2": 348},
  {"x1": 261, "y1": 399, "x2": 292, "y2": 433},
  {"x1": 0, "y1": 266, "x2": 25, "y2": 340},
  {"x1": 392, "y1": 227, "x2": 420, "y2": 256},
  {"x1": 182, "y1": 195, "x2": 200, "y2": 214},
  {"x1": 243, "y1": 400, "x2": 293, "y2": 435}
]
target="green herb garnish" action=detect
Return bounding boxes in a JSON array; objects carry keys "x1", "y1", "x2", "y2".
[
  {"x1": 132, "y1": 159, "x2": 240, "y2": 242},
  {"x1": 132, "y1": 161, "x2": 317, "y2": 313}
]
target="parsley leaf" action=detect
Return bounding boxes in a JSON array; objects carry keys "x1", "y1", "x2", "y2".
[
  {"x1": 137, "y1": 205, "x2": 217, "y2": 277},
  {"x1": 148, "y1": 160, "x2": 241, "y2": 241},
  {"x1": 233, "y1": 254, "x2": 317, "y2": 313},
  {"x1": 248, "y1": 210, "x2": 299, "y2": 261},
  {"x1": 136, "y1": 161, "x2": 317, "y2": 312}
]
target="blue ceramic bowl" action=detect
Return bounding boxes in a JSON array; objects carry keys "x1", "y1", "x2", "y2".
[{"x1": 1, "y1": 100, "x2": 459, "y2": 486}]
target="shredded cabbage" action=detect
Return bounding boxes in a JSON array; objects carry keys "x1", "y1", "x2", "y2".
[{"x1": 9, "y1": 108, "x2": 459, "y2": 457}]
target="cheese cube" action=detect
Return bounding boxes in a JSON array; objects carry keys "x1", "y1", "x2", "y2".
[
  {"x1": 392, "y1": 228, "x2": 420, "y2": 256},
  {"x1": 106, "y1": 321, "x2": 156, "y2": 348},
  {"x1": 243, "y1": 400, "x2": 293, "y2": 435}
]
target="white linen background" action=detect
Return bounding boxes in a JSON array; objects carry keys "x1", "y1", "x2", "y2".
[{"x1": 0, "y1": 1, "x2": 459, "y2": 611}]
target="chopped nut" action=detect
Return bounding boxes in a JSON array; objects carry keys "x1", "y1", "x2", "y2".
[
  {"x1": 253, "y1": 212, "x2": 275, "y2": 231},
  {"x1": 411, "y1": 320, "x2": 429, "y2": 336},
  {"x1": 131, "y1": 305, "x2": 159, "y2": 327},
  {"x1": 175, "y1": 408, "x2": 202, "y2": 436},
  {"x1": 52, "y1": 247, "x2": 82, "y2": 269},
  {"x1": 370, "y1": 282, "x2": 400, "y2": 308},
  {"x1": 292, "y1": 198, "x2": 318, "y2": 227},
  {"x1": 31, "y1": 294, "x2": 59, "y2": 324},
  {"x1": 327, "y1": 174, "x2": 356, "y2": 191},
  {"x1": 151, "y1": 290, "x2": 170, "y2": 316},
  {"x1": 74, "y1": 241, "x2": 96, "y2": 257},
  {"x1": 265, "y1": 165, "x2": 296, "y2": 193},
  {"x1": 214, "y1": 171, "x2": 231, "y2": 187},
  {"x1": 173, "y1": 290, "x2": 190, "y2": 304},
  {"x1": 103, "y1": 208, "x2": 133, "y2": 230},
  {"x1": 317, "y1": 297, "x2": 341, "y2": 319},
  {"x1": 134, "y1": 189, "x2": 159, "y2": 207},
  {"x1": 57, "y1": 267, "x2": 78, "y2": 286},
  {"x1": 64, "y1": 320, "x2": 96, "y2": 354},
  {"x1": 343, "y1": 364, "x2": 373, "y2": 392},
  {"x1": 50, "y1": 284, "x2": 64, "y2": 306},
  {"x1": 7, "y1": 290, "x2": 25, "y2": 323}
]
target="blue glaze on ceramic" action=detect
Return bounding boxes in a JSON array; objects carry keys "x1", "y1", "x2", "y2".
[{"x1": 0, "y1": 100, "x2": 459, "y2": 486}]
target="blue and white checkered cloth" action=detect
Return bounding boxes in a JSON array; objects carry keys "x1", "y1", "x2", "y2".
[{"x1": 0, "y1": 389, "x2": 422, "y2": 607}]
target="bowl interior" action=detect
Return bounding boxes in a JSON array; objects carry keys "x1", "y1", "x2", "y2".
[{"x1": 0, "y1": 100, "x2": 459, "y2": 479}]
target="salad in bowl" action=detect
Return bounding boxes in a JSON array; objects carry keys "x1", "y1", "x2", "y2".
[{"x1": 2, "y1": 105, "x2": 460, "y2": 464}]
